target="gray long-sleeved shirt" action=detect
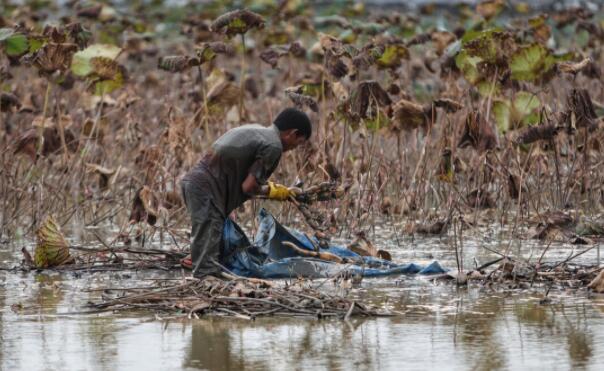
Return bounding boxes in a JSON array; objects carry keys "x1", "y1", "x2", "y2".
[{"x1": 183, "y1": 124, "x2": 283, "y2": 215}]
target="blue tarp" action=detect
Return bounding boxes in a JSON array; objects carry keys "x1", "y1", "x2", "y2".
[{"x1": 222, "y1": 208, "x2": 447, "y2": 279}]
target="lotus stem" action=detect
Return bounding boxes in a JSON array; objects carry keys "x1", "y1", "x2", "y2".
[
  {"x1": 239, "y1": 33, "x2": 246, "y2": 123},
  {"x1": 36, "y1": 81, "x2": 52, "y2": 161}
]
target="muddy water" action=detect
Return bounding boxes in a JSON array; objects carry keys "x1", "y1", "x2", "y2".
[{"x1": 1, "y1": 225, "x2": 604, "y2": 370}]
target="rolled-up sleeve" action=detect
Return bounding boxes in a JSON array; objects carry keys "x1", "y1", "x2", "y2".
[{"x1": 249, "y1": 145, "x2": 281, "y2": 185}]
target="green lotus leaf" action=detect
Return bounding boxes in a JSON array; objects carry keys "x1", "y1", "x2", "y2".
[
  {"x1": 71, "y1": 44, "x2": 121, "y2": 77},
  {"x1": 493, "y1": 92, "x2": 540, "y2": 132},
  {"x1": 514, "y1": 91, "x2": 540, "y2": 117},
  {"x1": 376, "y1": 44, "x2": 409, "y2": 69},
  {"x1": 4, "y1": 33, "x2": 29, "y2": 57},
  {"x1": 461, "y1": 27, "x2": 503, "y2": 44},
  {"x1": 493, "y1": 99, "x2": 512, "y2": 133},
  {"x1": 477, "y1": 80, "x2": 501, "y2": 97},
  {"x1": 93, "y1": 71, "x2": 124, "y2": 96},
  {"x1": 510, "y1": 44, "x2": 558, "y2": 81},
  {"x1": 28, "y1": 36, "x2": 46, "y2": 53},
  {"x1": 455, "y1": 50, "x2": 482, "y2": 84}
]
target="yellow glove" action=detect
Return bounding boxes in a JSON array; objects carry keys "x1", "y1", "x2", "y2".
[{"x1": 268, "y1": 182, "x2": 293, "y2": 201}]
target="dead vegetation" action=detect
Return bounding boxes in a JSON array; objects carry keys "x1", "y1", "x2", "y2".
[
  {"x1": 86, "y1": 275, "x2": 389, "y2": 320},
  {"x1": 1, "y1": 1, "x2": 604, "y2": 295}
]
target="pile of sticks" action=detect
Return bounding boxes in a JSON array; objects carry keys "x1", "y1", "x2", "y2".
[
  {"x1": 16, "y1": 246, "x2": 187, "y2": 273},
  {"x1": 88, "y1": 275, "x2": 389, "y2": 320},
  {"x1": 456, "y1": 255, "x2": 604, "y2": 291}
]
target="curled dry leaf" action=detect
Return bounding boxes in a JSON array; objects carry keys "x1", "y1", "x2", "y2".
[
  {"x1": 557, "y1": 57, "x2": 593, "y2": 75},
  {"x1": 391, "y1": 98, "x2": 433, "y2": 131},
  {"x1": 349, "y1": 80, "x2": 391, "y2": 119},
  {"x1": 563, "y1": 89, "x2": 598, "y2": 132},
  {"x1": 85, "y1": 163, "x2": 116, "y2": 190},
  {"x1": 260, "y1": 47, "x2": 286, "y2": 69},
  {"x1": 206, "y1": 81, "x2": 241, "y2": 110},
  {"x1": 588, "y1": 270, "x2": 604, "y2": 293},
  {"x1": 433, "y1": 97, "x2": 463, "y2": 113},
  {"x1": 458, "y1": 111, "x2": 497, "y2": 152},
  {"x1": 157, "y1": 55, "x2": 200, "y2": 73},
  {"x1": 29, "y1": 42, "x2": 78, "y2": 74},
  {"x1": 90, "y1": 56, "x2": 123, "y2": 80},
  {"x1": 318, "y1": 34, "x2": 351, "y2": 77},
  {"x1": 0, "y1": 92, "x2": 20, "y2": 112},
  {"x1": 319, "y1": 33, "x2": 346, "y2": 57},
  {"x1": 130, "y1": 186, "x2": 160, "y2": 226},
  {"x1": 210, "y1": 9, "x2": 265, "y2": 37},
  {"x1": 347, "y1": 231, "x2": 392, "y2": 261},
  {"x1": 260, "y1": 42, "x2": 306, "y2": 69},
  {"x1": 34, "y1": 215, "x2": 73, "y2": 268},
  {"x1": 288, "y1": 41, "x2": 306, "y2": 58},
  {"x1": 324, "y1": 49, "x2": 349, "y2": 79},
  {"x1": 512, "y1": 123, "x2": 559, "y2": 145},
  {"x1": 196, "y1": 41, "x2": 234, "y2": 63},
  {"x1": 64, "y1": 22, "x2": 91, "y2": 49},
  {"x1": 285, "y1": 88, "x2": 319, "y2": 112},
  {"x1": 332, "y1": 81, "x2": 349, "y2": 102},
  {"x1": 14, "y1": 127, "x2": 77, "y2": 161}
]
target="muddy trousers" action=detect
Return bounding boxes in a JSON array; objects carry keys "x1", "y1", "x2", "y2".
[{"x1": 180, "y1": 180, "x2": 225, "y2": 277}]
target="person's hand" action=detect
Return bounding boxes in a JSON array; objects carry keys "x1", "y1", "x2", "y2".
[{"x1": 268, "y1": 182, "x2": 295, "y2": 201}]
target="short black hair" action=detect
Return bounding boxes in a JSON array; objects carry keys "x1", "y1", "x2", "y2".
[{"x1": 274, "y1": 108, "x2": 312, "y2": 139}]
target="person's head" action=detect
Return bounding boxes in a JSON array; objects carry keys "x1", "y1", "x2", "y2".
[{"x1": 274, "y1": 108, "x2": 312, "y2": 151}]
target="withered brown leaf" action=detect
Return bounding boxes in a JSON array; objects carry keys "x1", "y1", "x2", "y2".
[
  {"x1": 30, "y1": 42, "x2": 78, "y2": 74},
  {"x1": 130, "y1": 186, "x2": 160, "y2": 226},
  {"x1": 285, "y1": 88, "x2": 319, "y2": 112},
  {"x1": 157, "y1": 55, "x2": 201, "y2": 73},
  {"x1": 349, "y1": 80, "x2": 391, "y2": 119},
  {"x1": 512, "y1": 123, "x2": 559, "y2": 145},
  {"x1": 91, "y1": 56, "x2": 123, "y2": 80},
  {"x1": 0, "y1": 92, "x2": 20, "y2": 112},
  {"x1": 210, "y1": 9, "x2": 265, "y2": 37},
  {"x1": 458, "y1": 111, "x2": 497, "y2": 152},
  {"x1": 557, "y1": 57, "x2": 593, "y2": 75},
  {"x1": 433, "y1": 98, "x2": 463, "y2": 113},
  {"x1": 324, "y1": 49, "x2": 349, "y2": 79},
  {"x1": 391, "y1": 98, "x2": 433, "y2": 131}
]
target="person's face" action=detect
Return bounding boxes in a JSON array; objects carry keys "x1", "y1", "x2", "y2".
[{"x1": 282, "y1": 129, "x2": 308, "y2": 152}]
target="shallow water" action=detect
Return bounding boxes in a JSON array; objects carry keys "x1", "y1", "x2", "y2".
[{"x1": 1, "y1": 224, "x2": 604, "y2": 370}]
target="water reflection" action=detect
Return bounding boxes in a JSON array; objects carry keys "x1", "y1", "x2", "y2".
[
  {"x1": 184, "y1": 318, "x2": 377, "y2": 370},
  {"x1": 185, "y1": 320, "x2": 245, "y2": 370},
  {"x1": 2, "y1": 233, "x2": 604, "y2": 369}
]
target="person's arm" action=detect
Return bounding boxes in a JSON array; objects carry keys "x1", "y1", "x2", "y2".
[
  {"x1": 242, "y1": 173, "x2": 294, "y2": 201},
  {"x1": 241, "y1": 173, "x2": 269, "y2": 196}
]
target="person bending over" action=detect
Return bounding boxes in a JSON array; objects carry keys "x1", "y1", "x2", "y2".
[{"x1": 180, "y1": 107, "x2": 311, "y2": 278}]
